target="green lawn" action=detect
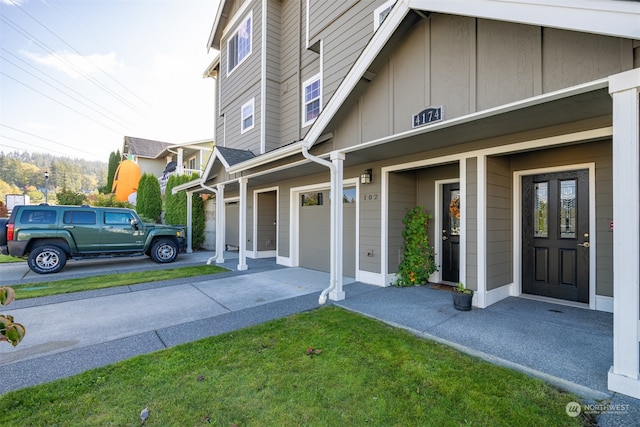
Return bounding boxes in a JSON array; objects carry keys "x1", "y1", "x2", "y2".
[
  {"x1": 0, "y1": 254, "x2": 23, "y2": 263},
  {"x1": 10, "y1": 265, "x2": 228, "y2": 299},
  {"x1": 0, "y1": 307, "x2": 594, "y2": 426}
]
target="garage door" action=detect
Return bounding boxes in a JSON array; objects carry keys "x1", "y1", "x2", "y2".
[{"x1": 299, "y1": 188, "x2": 356, "y2": 277}]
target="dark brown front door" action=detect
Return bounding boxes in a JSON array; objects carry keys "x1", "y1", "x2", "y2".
[
  {"x1": 522, "y1": 170, "x2": 589, "y2": 303},
  {"x1": 442, "y1": 183, "x2": 460, "y2": 283}
]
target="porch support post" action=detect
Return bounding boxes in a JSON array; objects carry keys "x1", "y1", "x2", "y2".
[
  {"x1": 186, "y1": 191, "x2": 193, "y2": 253},
  {"x1": 329, "y1": 151, "x2": 345, "y2": 301},
  {"x1": 476, "y1": 155, "x2": 487, "y2": 308},
  {"x1": 215, "y1": 184, "x2": 225, "y2": 264},
  {"x1": 608, "y1": 68, "x2": 640, "y2": 399},
  {"x1": 176, "y1": 148, "x2": 184, "y2": 175},
  {"x1": 237, "y1": 177, "x2": 248, "y2": 271}
]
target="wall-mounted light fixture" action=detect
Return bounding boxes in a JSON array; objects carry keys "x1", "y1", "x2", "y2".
[{"x1": 360, "y1": 169, "x2": 372, "y2": 184}]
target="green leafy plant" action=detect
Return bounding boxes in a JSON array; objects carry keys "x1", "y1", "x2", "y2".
[
  {"x1": 454, "y1": 282, "x2": 472, "y2": 294},
  {"x1": 395, "y1": 206, "x2": 438, "y2": 287},
  {"x1": 0, "y1": 286, "x2": 25, "y2": 346},
  {"x1": 136, "y1": 173, "x2": 163, "y2": 223},
  {"x1": 165, "y1": 174, "x2": 205, "y2": 249}
]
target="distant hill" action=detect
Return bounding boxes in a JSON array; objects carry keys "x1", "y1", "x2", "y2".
[{"x1": 0, "y1": 151, "x2": 107, "y2": 204}]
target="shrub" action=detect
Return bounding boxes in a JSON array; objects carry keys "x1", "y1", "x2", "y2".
[
  {"x1": 395, "y1": 206, "x2": 438, "y2": 287},
  {"x1": 165, "y1": 174, "x2": 205, "y2": 249},
  {"x1": 136, "y1": 173, "x2": 162, "y2": 223}
]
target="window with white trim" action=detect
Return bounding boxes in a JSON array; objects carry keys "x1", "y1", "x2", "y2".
[
  {"x1": 227, "y1": 13, "x2": 252, "y2": 75},
  {"x1": 374, "y1": 0, "x2": 395, "y2": 31},
  {"x1": 302, "y1": 74, "x2": 321, "y2": 127},
  {"x1": 241, "y1": 98, "x2": 254, "y2": 133}
]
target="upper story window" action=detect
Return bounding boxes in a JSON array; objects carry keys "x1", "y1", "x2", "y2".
[
  {"x1": 302, "y1": 74, "x2": 321, "y2": 127},
  {"x1": 241, "y1": 98, "x2": 255, "y2": 133},
  {"x1": 227, "y1": 13, "x2": 252, "y2": 75},
  {"x1": 374, "y1": 0, "x2": 395, "y2": 31}
]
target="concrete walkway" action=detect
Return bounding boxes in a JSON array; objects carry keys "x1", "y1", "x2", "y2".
[{"x1": 1, "y1": 252, "x2": 638, "y2": 425}]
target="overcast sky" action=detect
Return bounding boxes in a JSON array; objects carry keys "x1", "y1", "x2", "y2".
[{"x1": 1, "y1": 0, "x2": 220, "y2": 162}]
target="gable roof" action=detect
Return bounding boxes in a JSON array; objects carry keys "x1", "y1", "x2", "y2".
[
  {"x1": 123, "y1": 136, "x2": 172, "y2": 159},
  {"x1": 216, "y1": 146, "x2": 256, "y2": 168}
]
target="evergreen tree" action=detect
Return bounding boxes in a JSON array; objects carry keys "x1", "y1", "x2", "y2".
[
  {"x1": 56, "y1": 189, "x2": 87, "y2": 206},
  {"x1": 165, "y1": 174, "x2": 205, "y2": 248},
  {"x1": 136, "y1": 173, "x2": 162, "y2": 223}
]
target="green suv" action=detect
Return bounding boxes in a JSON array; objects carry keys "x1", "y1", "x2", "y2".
[{"x1": 0, "y1": 205, "x2": 186, "y2": 274}]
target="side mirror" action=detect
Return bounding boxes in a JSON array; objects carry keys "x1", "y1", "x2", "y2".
[{"x1": 130, "y1": 219, "x2": 139, "y2": 230}]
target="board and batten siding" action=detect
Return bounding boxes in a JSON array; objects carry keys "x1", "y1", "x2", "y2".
[
  {"x1": 387, "y1": 170, "x2": 418, "y2": 275},
  {"x1": 331, "y1": 13, "x2": 636, "y2": 152},
  {"x1": 486, "y1": 156, "x2": 512, "y2": 291}
]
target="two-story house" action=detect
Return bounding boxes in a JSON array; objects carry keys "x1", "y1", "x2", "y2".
[{"x1": 176, "y1": 0, "x2": 640, "y2": 398}]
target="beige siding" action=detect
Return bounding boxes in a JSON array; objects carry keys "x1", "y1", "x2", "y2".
[
  {"x1": 387, "y1": 170, "x2": 417, "y2": 274},
  {"x1": 486, "y1": 156, "x2": 512, "y2": 290},
  {"x1": 465, "y1": 157, "x2": 478, "y2": 291},
  {"x1": 331, "y1": 14, "x2": 635, "y2": 151}
]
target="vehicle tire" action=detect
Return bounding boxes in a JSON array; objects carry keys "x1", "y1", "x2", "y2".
[
  {"x1": 27, "y1": 245, "x2": 67, "y2": 274},
  {"x1": 0, "y1": 218, "x2": 7, "y2": 246},
  {"x1": 150, "y1": 238, "x2": 178, "y2": 263}
]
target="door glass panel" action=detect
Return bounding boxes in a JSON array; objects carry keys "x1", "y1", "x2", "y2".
[
  {"x1": 560, "y1": 179, "x2": 577, "y2": 238},
  {"x1": 448, "y1": 190, "x2": 460, "y2": 236},
  {"x1": 534, "y1": 182, "x2": 548, "y2": 238}
]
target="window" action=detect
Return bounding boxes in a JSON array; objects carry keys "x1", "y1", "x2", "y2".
[
  {"x1": 188, "y1": 156, "x2": 197, "y2": 170},
  {"x1": 301, "y1": 192, "x2": 323, "y2": 206},
  {"x1": 105, "y1": 212, "x2": 134, "y2": 225},
  {"x1": 241, "y1": 98, "x2": 254, "y2": 133},
  {"x1": 64, "y1": 210, "x2": 96, "y2": 225},
  {"x1": 374, "y1": 0, "x2": 395, "y2": 31},
  {"x1": 227, "y1": 13, "x2": 252, "y2": 74},
  {"x1": 302, "y1": 74, "x2": 321, "y2": 126},
  {"x1": 20, "y1": 209, "x2": 56, "y2": 224}
]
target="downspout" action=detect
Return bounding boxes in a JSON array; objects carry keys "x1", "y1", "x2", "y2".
[
  {"x1": 301, "y1": 145, "x2": 336, "y2": 305},
  {"x1": 199, "y1": 182, "x2": 219, "y2": 265}
]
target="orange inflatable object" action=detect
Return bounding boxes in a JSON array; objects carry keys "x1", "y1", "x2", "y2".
[{"x1": 112, "y1": 159, "x2": 141, "y2": 202}]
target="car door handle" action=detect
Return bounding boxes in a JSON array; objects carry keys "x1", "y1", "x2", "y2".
[
  {"x1": 63, "y1": 225, "x2": 75, "y2": 229},
  {"x1": 103, "y1": 226, "x2": 113, "y2": 229}
]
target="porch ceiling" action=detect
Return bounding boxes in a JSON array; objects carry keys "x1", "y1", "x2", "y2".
[{"x1": 343, "y1": 87, "x2": 612, "y2": 167}]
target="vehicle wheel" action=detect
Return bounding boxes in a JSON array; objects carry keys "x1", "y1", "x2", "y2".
[
  {"x1": 28, "y1": 245, "x2": 67, "y2": 274},
  {"x1": 0, "y1": 218, "x2": 7, "y2": 246},
  {"x1": 150, "y1": 239, "x2": 178, "y2": 263}
]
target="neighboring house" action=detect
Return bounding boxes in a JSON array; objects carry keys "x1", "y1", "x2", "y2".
[
  {"x1": 122, "y1": 136, "x2": 214, "y2": 181},
  {"x1": 175, "y1": 0, "x2": 640, "y2": 398}
]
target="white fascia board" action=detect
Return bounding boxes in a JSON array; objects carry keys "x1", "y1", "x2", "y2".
[
  {"x1": 207, "y1": 1, "x2": 227, "y2": 51},
  {"x1": 226, "y1": 141, "x2": 306, "y2": 174},
  {"x1": 172, "y1": 177, "x2": 204, "y2": 194},
  {"x1": 408, "y1": 0, "x2": 640, "y2": 39},
  {"x1": 303, "y1": 0, "x2": 411, "y2": 149},
  {"x1": 203, "y1": 54, "x2": 220, "y2": 78}
]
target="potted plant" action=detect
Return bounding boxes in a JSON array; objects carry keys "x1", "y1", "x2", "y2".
[
  {"x1": 452, "y1": 282, "x2": 473, "y2": 311},
  {"x1": 394, "y1": 206, "x2": 438, "y2": 287}
]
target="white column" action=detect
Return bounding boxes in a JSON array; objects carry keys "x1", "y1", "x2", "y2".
[
  {"x1": 330, "y1": 151, "x2": 345, "y2": 301},
  {"x1": 215, "y1": 184, "x2": 225, "y2": 264},
  {"x1": 176, "y1": 148, "x2": 184, "y2": 175},
  {"x1": 476, "y1": 155, "x2": 486, "y2": 308},
  {"x1": 237, "y1": 177, "x2": 248, "y2": 271},
  {"x1": 186, "y1": 191, "x2": 193, "y2": 253},
  {"x1": 608, "y1": 68, "x2": 640, "y2": 399}
]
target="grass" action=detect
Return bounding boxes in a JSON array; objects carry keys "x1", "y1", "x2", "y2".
[
  {"x1": 0, "y1": 307, "x2": 592, "y2": 426},
  {"x1": 0, "y1": 254, "x2": 23, "y2": 263},
  {"x1": 9, "y1": 265, "x2": 228, "y2": 299}
]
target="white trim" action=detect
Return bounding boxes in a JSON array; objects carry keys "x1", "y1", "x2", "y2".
[
  {"x1": 434, "y1": 178, "x2": 460, "y2": 285},
  {"x1": 240, "y1": 98, "x2": 255, "y2": 133},
  {"x1": 277, "y1": 256, "x2": 294, "y2": 267},
  {"x1": 512, "y1": 163, "x2": 597, "y2": 308},
  {"x1": 595, "y1": 295, "x2": 613, "y2": 313},
  {"x1": 260, "y1": 0, "x2": 267, "y2": 154},
  {"x1": 302, "y1": 73, "x2": 322, "y2": 127},
  {"x1": 226, "y1": 11, "x2": 253, "y2": 76},
  {"x1": 305, "y1": 0, "x2": 310, "y2": 49},
  {"x1": 518, "y1": 293, "x2": 589, "y2": 310},
  {"x1": 252, "y1": 186, "x2": 279, "y2": 263},
  {"x1": 357, "y1": 270, "x2": 386, "y2": 287},
  {"x1": 374, "y1": 0, "x2": 396, "y2": 31},
  {"x1": 485, "y1": 283, "x2": 516, "y2": 306},
  {"x1": 407, "y1": 0, "x2": 640, "y2": 39},
  {"x1": 476, "y1": 155, "x2": 487, "y2": 308}
]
